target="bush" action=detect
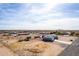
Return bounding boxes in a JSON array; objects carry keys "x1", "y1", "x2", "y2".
[
  {"x1": 70, "y1": 32, "x2": 75, "y2": 36},
  {"x1": 27, "y1": 43, "x2": 49, "y2": 53},
  {"x1": 74, "y1": 32, "x2": 79, "y2": 37},
  {"x1": 55, "y1": 31, "x2": 63, "y2": 35}
]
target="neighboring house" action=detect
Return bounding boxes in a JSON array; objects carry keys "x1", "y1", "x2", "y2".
[
  {"x1": 9, "y1": 32, "x2": 17, "y2": 37},
  {"x1": 63, "y1": 32, "x2": 71, "y2": 36},
  {"x1": 18, "y1": 33, "x2": 29, "y2": 36}
]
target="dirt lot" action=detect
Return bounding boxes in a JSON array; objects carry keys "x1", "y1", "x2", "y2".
[
  {"x1": 58, "y1": 35, "x2": 77, "y2": 42},
  {"x1": 0, "y1": 43, "x2": 16, "y2": 56},
  {"x1": 0, "y1": 35, "x2": 78, "y2": 56},
  {"x1": 8, "y1": 40, "x2": 65, "y2": 56}
]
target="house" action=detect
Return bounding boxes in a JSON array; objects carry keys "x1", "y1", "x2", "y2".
[
  {"x1": 9, "y1": 32, "x2": 17, "y2": 37},
  {"x1": 18, "y1": 33, "x2": 29, "y2": 36},
  {"x1": 63, "y1": 32, "x2": 71, "y2": 36},
  {"x1": 59, "y1": 38, "x2": 79, "y2": 56}
]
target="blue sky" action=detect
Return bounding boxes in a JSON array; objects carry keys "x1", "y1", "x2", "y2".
[{"x1": 0, "y1": 3, "x2": 79, "y2": 30}]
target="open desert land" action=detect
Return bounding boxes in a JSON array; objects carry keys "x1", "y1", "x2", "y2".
[
  {"x1": 0, "y1": 32, "x2": 78, "y2": 56},
  {"x1": 0, "y1": 43, "x2": 17, "y2": 56}
]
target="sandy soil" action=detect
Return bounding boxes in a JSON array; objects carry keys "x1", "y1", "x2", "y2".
[
  {"x1": 8, "y1": 39, "x2": 65, "y2": 56},
  {"x1": 0, "y1": 35, "x2": 77, "y2": 56},
  {"x1": 0, "y1": 43, "x2": 16, "y2": 56},
  {"x1": 58, "y1": 36, "x2": 77, "y2": 42}
]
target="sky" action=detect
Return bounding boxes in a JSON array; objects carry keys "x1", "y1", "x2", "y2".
[{"x1": 0, "y1": 3, "x2": 79, "y2": 30}]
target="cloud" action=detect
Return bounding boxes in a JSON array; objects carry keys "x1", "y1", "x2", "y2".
[
  {"x1": 0, "y1": 3, "x2": 79, "y2": 30},
  {"x1": 29, "y1": 3, "x2": 58, "y2": 14},
  {"x1": 0, "y1": 3, "x2": 24, "y2": 20},
  {"x1": 55, "y1": 3, "x2": 79, "y2": 18},
  {"x1": 26, "y1": 18, "x2": 79, "y2": 30}
]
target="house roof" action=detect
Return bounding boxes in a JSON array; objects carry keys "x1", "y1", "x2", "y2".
[{"x1": 58, "y1": 38, "x2": 79, "y2": 56}]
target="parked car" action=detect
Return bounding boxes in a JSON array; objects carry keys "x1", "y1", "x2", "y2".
[
  {"x1": 51, "y1": 34, "x2": 58, "y2": 39},
  {"x1": 42, "y1": 34, "x2": 58, "y2": 42}
]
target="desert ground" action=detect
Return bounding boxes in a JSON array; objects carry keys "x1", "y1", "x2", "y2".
[{"x1": 0, "y1": 31, "x2": 78, "y2": 56}]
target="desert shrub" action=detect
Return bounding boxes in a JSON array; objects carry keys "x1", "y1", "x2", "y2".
[
  {"x1": 23, "y1": 36, "x2": 31, "y2": 41},
  {"x1": 74, "y1": 32, "x2": 79, "y2": 37},
  {"x1": 55, "y1": 31, "x2": 63, "y2": 35},
  {"x1": 26, "y1": 36, "x2": 31, "y2": 40},
  {"x1": 27, "y1": 43, "x2": 49, "y2": 53},
  {"x1": 18, "y1": 40, "x2": 23, "y2": 42},
  {"x1": 8, "y1": 41, "x2": 50, "y2": 56},
  {"x1": 70, "y1": 32, "x2": 75, "y2": 36},
  {"x1": 34, "y1": 36, "x2": 40, "y2": 39},
  {"x1": 70, "y1": 40, "x2": 73, "y2": 41},
  {"x1": 9, "y1": 42, "x2": 25, "y2": 51},
  {"x1": 50, "y1": 32, "x2": 54, "y2": 34}
]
